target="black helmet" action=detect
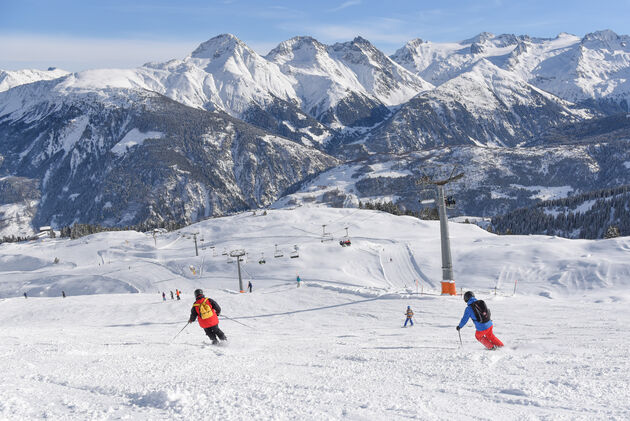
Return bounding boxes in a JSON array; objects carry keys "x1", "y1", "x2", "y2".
[
  {"x1": 463, "y1": 291, "x2": 474, "y2": 302},
  {"x1": 194, "y1": 289, "x2": 204, "y2": 298}
]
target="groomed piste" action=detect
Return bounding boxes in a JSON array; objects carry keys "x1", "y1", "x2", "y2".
[{"x1": 1, "y1": 208, "x2": 629, "y2": 419}]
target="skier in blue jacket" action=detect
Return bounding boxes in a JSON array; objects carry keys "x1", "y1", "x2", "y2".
[{"x1": 457, "y1": 291, "x2": 504, "y2": 350}]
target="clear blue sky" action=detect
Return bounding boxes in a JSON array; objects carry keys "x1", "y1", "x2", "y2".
[{"x1": 1, "y1": 0, "x2": 628, "y2": 71}]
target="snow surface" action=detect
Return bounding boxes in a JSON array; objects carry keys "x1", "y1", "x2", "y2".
[
  {"x1": 0, "y1": 200, "x2": 38, "y2": 238},
  {"x1": 0, "y1": 68, "x2": 69, "y2": 92},
  {"x1": 111, "y1": 129, "x2": 165, "y2": 156},
  {"x1": 509, "y1": 184, "x2": 574, "y2": 201},
  {"x1": 1, "y1": 208, "x2": 629, "y2": 419}
]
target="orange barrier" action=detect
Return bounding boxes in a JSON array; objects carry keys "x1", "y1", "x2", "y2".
[{"x1": 441, "y1": 281, "x2": 457, "y2": 295}]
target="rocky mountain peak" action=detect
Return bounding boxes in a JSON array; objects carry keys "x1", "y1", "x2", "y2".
[
  {"x1": 582, "y1": 29, "x2": 619, "y2": 43},
  {"x1": 462, "y1": 32, "x2": 495, "y2": 44},
  {"x1": 266, "y1": 36, "x2": 326, "y2": 62},
  {"x1": 190, "y1": 33, "x2": 251, "y2": 59}
]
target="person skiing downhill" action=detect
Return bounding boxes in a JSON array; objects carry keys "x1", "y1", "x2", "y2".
[
  {"x1": 457, "y1": 291, "x2": 504, "y2": 350},
  {"x1": 176, "y1": 289, "x2": 181, "y2": 300},
  {"x1": 296, "y1": 275, "x2": 301, "y2": 288},
  {"x1": 188, "y1": 289, "x2": 227, "y2": 345},
  {"x1": 162, "y1": 292, "x2": 166, "y2": 301},
  {"x1": 404, "y1": 306, "x2": 414, "y2": 327}
]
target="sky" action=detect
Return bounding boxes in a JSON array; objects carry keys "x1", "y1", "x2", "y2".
[{"x1": 1, "y1": 0, "x2": 629, "y2": 71}]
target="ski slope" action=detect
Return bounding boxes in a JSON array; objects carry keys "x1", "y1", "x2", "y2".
[{"x1": 1, "y1": 207, "x2": 629, "y2": 420}]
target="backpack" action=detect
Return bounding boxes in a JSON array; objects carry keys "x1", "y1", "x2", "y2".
[
  {"x1": 470, "y1": 300, "x2": 491, "y2": 323},
  {"x1": 198, "y1": 299, "x2": 214, "y2": 320}
]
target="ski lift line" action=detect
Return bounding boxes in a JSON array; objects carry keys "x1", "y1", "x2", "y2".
[
  {"x1": 173, "y1": 213, "x2": 376, "y2": 261},
  {"x1": 328, "y1": 210, "x2": 381, "y2": 234},
  {"x1": 241, "y1": 266, "x2": 256, "y2": 281},
  {"x1": 296, "y1": 208, "x2": 365, "y2": 233}
]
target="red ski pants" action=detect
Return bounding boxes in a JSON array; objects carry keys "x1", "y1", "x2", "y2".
[{"x1": 475, "y1": 326, "x2": 504, "y2": 349}]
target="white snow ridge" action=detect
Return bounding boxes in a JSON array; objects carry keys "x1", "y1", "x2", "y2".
[{"x1": 1, "y1": 207, "x2": 629, "y2": 420}]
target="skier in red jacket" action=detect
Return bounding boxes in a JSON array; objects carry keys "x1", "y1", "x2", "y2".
[{"x1": 188, "y1": 289, "x2": 227, "y2": 345}]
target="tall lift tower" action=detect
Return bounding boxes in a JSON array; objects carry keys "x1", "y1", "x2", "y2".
[{"x1": 420, "y1": 170, "x2": 464, "y2": 295}]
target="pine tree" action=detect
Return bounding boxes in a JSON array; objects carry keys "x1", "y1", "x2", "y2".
[{"x1": 604, "y1": 225, "x2": 621, "y2": 239}]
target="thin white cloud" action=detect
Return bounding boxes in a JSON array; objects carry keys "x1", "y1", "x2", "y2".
[
  {"x1": 328, "y1": 1, "x2": 361, "y2": 13},
  {"x1": 0, "y1": 34, "x2": 197, "y2": 71}
]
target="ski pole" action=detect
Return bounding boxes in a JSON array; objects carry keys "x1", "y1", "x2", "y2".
[
  {"x1": 458, "y1": 329, "x2": 463, "y2": 348},
  {"x1": 220, "y1": 314, "x2": 255, "y2": 329},
  {"x1": 170, "y1": 322, "x2": 190, "y2": 343}
]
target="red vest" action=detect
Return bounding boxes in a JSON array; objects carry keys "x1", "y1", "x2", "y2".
[{"x1": 193, "y1": 297, "x2": 219, "y2": 328}]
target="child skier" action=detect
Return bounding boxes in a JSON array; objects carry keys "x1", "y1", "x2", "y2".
[
  {"x1": 404, "y1": 306, "x2": 414, "y2": 327},
  {"x1": 188, "y1": 289, "x2": 227, "y2": 345},
  {"x1": 456, "y1": 291, "x2": 504, "y2": 350}
]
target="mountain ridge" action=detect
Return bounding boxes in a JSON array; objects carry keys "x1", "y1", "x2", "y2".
[{"x1": 2, "y1": 30, "x2": 630, "y2": 236}]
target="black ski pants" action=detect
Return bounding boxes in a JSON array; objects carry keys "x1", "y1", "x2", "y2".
[{"x1": 204, "y1": 325, "x2": 226, "y2": 341}]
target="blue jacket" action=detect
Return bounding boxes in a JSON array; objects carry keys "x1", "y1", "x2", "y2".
[{"x1": 458, "y1": 297, "x2": 493, "y2": 331}]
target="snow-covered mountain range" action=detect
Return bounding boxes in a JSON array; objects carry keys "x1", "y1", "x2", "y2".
[{"x1": 1, "y1": 30, "x2": 630, "y2": 236}]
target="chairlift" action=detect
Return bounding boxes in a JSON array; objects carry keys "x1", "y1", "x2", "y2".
[
  {"x1": 321, "y1": 224, "x2": 334, "y2": 242},
  {"x1": 274, "y1": 244, "x2": 284, "y2": 258},
  {"x1": 290, "y1": 245, "x2": 299, "y2": 259},
  {"x1": 222, "y1": 247, "x2": 228, "y2": 256},
  {"x1": 227, "y1": 255, "x2": 234, "y2": 264},
  {"x1": 339, "y1": 227, "x2": 352, "y2": 247},
  {"x1": 258, "y1": 252, "x2": 266, "y2": 265},
  {"x1": 445, "y1": 195, "x2": 456, "y2": 208}
]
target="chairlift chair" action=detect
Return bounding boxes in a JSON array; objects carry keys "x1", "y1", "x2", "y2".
[
  {"x1": 320, "y1": 224, "x2": 334, "y2": 242},
  {"x1": 321, "y1": 234, "x2": 334, "y2": 242},
  {"x1": 290, "y1": 245, "x2": 299, "y2": 259},
  {"x1": 258, "y1": 253, "x2": 266, "y2": 265},
  {"x1": 339, "y1": 227, "x2": 352, "y2": 247},
  {"x1": 274, "y1": 244, "x2": 284, "y2": 258},
  {"x1": 222, "y1": 248, "x2": 228, "y2": 256}
]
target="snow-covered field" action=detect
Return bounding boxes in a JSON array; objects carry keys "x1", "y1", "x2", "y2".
[{"x1": 1, "y1": 208, "x2": 629, "y2": 420}]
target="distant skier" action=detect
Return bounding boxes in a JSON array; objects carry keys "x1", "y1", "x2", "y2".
[
  {"x1": 248, "y1": 281, "x2": 253, "y2": 293},
  {"x1": 170, "y1": 291, "x2": 174, "y2": 300},
  {"x1": 188, "y1": 289, "x2": 227, "y2": 345},
  {"x1": 404, "y1": 306, "x2": 414, "y2": 327},
  {"x1": 23, "y1": 292, "x2": 27, "y2": 299},
  {"x1": 296, "y1": 275, "x2": 301, "y2": 288},
  {"x1": 62, "y1": 291, "x2": 66, "y2": 298},
  {"x1": 457, "y1": 291, "x2": 504, "y2": 350},
  {"x1": 162, "y1": 292, "x2": 166, "y2": 301},
  {"x1": 176, "y1": 289, "x2": 181, "y2": 300}
]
